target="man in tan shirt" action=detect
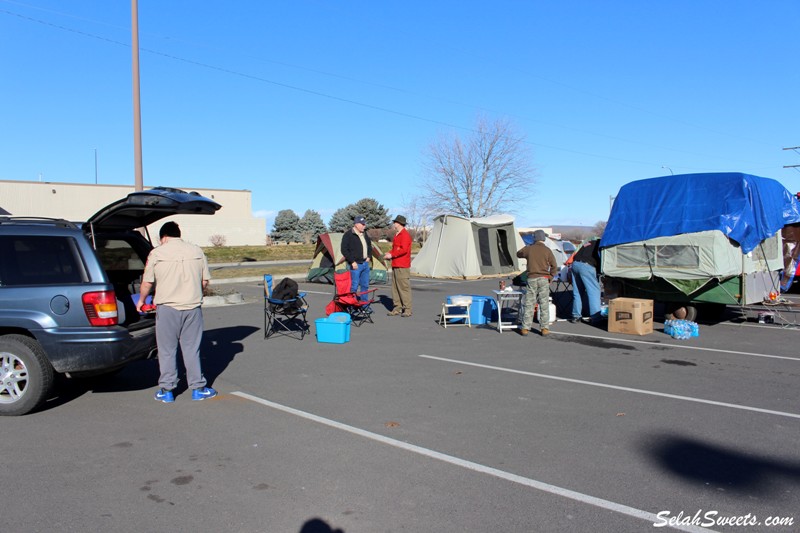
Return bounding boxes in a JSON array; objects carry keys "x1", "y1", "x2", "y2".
[{"x1": 136, "y1": 221, "x2": 216, "y2": 403}]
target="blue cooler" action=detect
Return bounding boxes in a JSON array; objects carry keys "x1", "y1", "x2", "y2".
[
  {"x1": 316, "y1": 312, "x2": 352, "y2": 343},
  {"x1": 468, "y1": 295, "x2": 496, "y2": 325},
  {"x1": 446, "y1": 295, "x2": 472, "y2": 325}
]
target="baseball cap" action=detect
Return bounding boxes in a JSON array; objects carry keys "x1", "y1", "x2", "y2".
[{"x1": 354, "y1": 216, "x2": 366, "y2": 225}]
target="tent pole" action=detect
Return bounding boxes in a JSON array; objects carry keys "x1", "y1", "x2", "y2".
[{"x1": 431, "y1": 215, "x2": 446, "y2": 277}]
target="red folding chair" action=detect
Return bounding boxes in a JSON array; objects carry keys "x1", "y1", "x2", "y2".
[{"x1": 327, "y1": 270, "x2": 377, "y2": 326}]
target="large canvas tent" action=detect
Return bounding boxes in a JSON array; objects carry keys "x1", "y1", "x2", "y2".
[
  {"x1": 411, "y1": 214, "x2": 523, "y2": 279},
  {"x1": 520, "y1": 233, "x2": 570, "y2": 268},
  {"x1": 306, "y1": 232, "x2": 388, "y2": 284}
]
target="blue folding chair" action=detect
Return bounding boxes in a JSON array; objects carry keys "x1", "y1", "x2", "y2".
[{"x1": 264, "y1": 274, "x2": 309, "y2": 340}]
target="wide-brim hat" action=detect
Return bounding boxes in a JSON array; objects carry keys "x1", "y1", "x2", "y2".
[{"x1": 393, "y1": 215, "x2": 407, "y2": 226}]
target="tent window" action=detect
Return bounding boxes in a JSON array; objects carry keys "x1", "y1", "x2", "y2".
[
  {"x1": 615, "y1": 244, "x2": 699, "y2": 269},
  {"x1": 478, "y1": 228, "x2": 492, "y2": 266},
  {"x1": 496, "y1": 229, "x2": 512, "y2": 267},
  {"x1": 615, "y1": 245, "x2": 654, "y2": 268},
  {"x1": 656, "y1": 245, "x2": 700, "y2": 268},
  {"x1": 753, "y1": 234, "x2": 779, "y2": 262}
]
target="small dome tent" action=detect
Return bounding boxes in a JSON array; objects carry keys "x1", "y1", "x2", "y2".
[{"x1": 306, "y1": 232, "x2": 388, "y2": 284}]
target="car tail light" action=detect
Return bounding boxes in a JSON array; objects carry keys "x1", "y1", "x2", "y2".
[{"x1": 82, "y1": 290, "x2": 119, "y2": 326}]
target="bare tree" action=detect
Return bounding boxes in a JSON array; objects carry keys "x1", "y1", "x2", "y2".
[
  {"x1": 400, "y1": 195, "x2": 434, "y2": 243},
  {"x1": 208, "y1": 234, "x2": 227, "y2": 247},
  {"x1": 421, "y1": 116, "x2": 535, "y2": 218}
]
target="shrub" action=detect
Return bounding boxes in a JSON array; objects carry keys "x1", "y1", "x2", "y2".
[{"x1": 209, "y1": 234, "x2": 227, "y2": 247}]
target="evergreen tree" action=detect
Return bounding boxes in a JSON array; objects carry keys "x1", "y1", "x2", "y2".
[
  {"x1": 354, "y1": 198, "x2": 391, "y2": 229},
  {"x1": 271, "y1": 209, "x2": 300, "y2": 243},
  {"x1": 328, "y1": 206, "x2": 357, "y2": 233},
  {"x1": 297, "y1": 209, "x2": 327, "y2": 243},
  {"x1": 328, "y1": 198, "x2": 391, "y2": 232}
]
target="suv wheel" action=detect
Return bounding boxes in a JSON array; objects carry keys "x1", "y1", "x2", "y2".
[{"x1": 0, "y1": 335, "x2": 55, "y2": 416}]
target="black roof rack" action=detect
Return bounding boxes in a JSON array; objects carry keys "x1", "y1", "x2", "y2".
[{"x1": 0, "y1": 216, "x2": 78, "y2": 229}]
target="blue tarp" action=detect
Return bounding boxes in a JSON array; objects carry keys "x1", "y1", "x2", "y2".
[{"x1": 601, "y1": 173, "x2": 800, "y2": 254}]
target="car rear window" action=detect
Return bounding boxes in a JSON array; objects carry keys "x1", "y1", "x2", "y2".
[{"x1": 0, "y1": 235, "x2": 88, "y2": 286}]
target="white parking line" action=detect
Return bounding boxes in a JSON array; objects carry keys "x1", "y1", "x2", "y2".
[
  {"x1": 418, "y1": 355, "x2": 800, "y2": 420},
  {"x1": 552, "y1": 331, "x2": 800, "y2": 362},
  {"x1": 231, "y1": 391, "x2": 713, "y2": 533}
]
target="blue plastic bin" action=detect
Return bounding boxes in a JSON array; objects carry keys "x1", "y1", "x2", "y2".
[
  {"x1": 469, "y1": 295, "x2": 496, "y2": 325},
  {"x1": 316, "y1": 313, "x2": 352, "y2": 344},
  {"x1": 446, "y1": 295, "x2": 473, "y2": 325},
  {"x1": 445, "y1": 295, "x2": 497, "y2": 325}
]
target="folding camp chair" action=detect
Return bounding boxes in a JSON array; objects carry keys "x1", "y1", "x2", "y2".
[
  {"x1": 264, "y1": 274, "x2": 309, "y2": 340},
  {"x1": 328, "y1": 270, "x2": 377, "y2": 326}
]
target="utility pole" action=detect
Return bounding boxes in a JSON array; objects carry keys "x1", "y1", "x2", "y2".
[
  {"x1": 783, "y1": 146, "x2": 800, "y2": 172},
  {"x1": 132, "y1": 0, "x2": 144, "y2": 191}
]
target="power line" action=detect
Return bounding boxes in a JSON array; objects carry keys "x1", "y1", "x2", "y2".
[
  {"x1": 783, "y1": 146, "x2": 800, "y2": 172},
  {"x1": 0, "y1": 6, "x2": 786, "y2": 173}
]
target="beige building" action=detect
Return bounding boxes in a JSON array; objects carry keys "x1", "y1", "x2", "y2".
[{"x1": 0, "y1": 180, "x2": 265, "y2": 246}]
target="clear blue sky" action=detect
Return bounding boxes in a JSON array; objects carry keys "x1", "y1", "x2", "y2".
[{"x1": 2, "y1": 1, "x2": 799, "y2": 232}]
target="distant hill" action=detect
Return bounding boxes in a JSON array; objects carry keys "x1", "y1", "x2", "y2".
[
  {"x1": 552, "y1": 225, "x2": 592, "y2": 234},
  {"x1": 551, "y1": 225, "x2": 600, "y2": 241}
]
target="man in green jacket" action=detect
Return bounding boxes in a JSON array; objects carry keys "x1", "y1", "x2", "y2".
[{"x1": 516, "y1": 230, "x2": 558, "y2": 336}]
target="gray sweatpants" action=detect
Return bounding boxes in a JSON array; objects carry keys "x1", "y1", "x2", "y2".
[{"x1": 155, "y1": 304, "x2": 207, "y2": 390}]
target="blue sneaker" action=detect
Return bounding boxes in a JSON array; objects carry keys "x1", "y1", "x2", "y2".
[
  {"x1": 154, "y1": 388, "x2": 174, "y2": 403},
  {"x1": 192, "y1": 387, "x2": 217, "y2": 401}
]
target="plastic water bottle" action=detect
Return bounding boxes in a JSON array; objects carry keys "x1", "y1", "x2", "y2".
[
  {"x1": 671, "y1": 320, "x2": 682, "y2": 339},
  {"x1": 668, "y1": 319, "x2": 690, "y2": 340},
  {"x1": 690, "y1": 321, "x2": 699, "y2": 337}
]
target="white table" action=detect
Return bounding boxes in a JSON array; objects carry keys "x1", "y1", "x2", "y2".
[{"x1": 492, "y1": 289, "x2": 524, "y2": 333}]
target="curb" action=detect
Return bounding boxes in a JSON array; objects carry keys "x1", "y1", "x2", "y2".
[{"x1": 209, "y1": 273, "x2": 308, "y2": 285}]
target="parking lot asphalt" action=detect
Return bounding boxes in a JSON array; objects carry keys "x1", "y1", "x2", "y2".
[{"x1": 5, "y1": 275, "x2": 800, "y2": 532}]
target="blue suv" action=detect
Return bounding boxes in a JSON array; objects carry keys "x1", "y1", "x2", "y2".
[{"x1": 0, "y1": 187, "x2": 220, "y2": 415}]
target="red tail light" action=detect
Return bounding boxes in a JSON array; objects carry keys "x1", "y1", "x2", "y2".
[{"x1": 82, "y1": 290, "x2": 119, "y2": 326}]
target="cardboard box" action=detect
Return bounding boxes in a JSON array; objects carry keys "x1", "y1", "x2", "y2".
[{"x1": 608, "y1": 298, "x2": 653, "y2": 335}]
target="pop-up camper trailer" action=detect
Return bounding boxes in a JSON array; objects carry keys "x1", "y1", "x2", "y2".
[{"x1": 600, "y1": 173, "x2": 800, "y2": 320}]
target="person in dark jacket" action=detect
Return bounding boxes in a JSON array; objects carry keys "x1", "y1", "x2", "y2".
[
  {"x1": 570, "y1": 238, "x2": 602, "y2": 323},
  {"x1": 341, "y1": 215, "x2": 373, "y2": 303}
]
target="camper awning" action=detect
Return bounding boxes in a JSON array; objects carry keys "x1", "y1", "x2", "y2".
[{"x1": 601, "y1": 173, "x2": 800, "y2": 254}]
